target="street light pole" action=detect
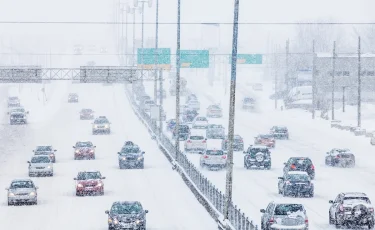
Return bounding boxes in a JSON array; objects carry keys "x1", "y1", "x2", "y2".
[
  {"x1": 175, "y1": 0, "x2": 181, "y2": 162},
  {"x1": 358, "y1": 36, "x2": 362, "y2": 128},
  {"x1": 223, "y1": 0, "x2": 240, "y2": 229},
  {"x1": 154, "y1": 0, "x2": 159, "y2": 103},
  {"x1": 332, "y1": 41, "x2": 336, "y2": 120}
]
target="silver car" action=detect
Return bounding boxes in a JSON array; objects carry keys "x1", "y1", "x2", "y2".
[
  {"x1": 7, "y1": 96, "x2": 20, "y2": 107},
  {"x1": 6, "y1": 179, "x2": 38, "y2": 205},
  {"x1": 33, "y1": 145, "x2": 57, "y2": 163},
  {"x1": 192, "y1": 116, "x2": 208, "y2": 129},
  {"x1": 184, "y1": 135, "x2": 207, "y2": 152},
  {"x1": 199, "y1": 149, "x2": 227, "y2": 170},
  {"x1": 142, "y1": 100, "x2": 155, "y2": 112},
  {"x1": 206, "y1": 104, "x2": 223, "y2": 118},
  {"x1": 92, "y1": 116, "x2": 111, "y2": 134},
  {"x1": 28, "y1": 155, "x2": 53, "y2": 177}
]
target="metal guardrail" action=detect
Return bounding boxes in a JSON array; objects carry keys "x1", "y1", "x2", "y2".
[{"x1": 124, "y1": 84, "x2": 258, "y2": 230}]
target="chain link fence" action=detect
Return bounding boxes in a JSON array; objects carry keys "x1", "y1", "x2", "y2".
[{"x1": 124, "y1": 84, "x2": 258, "y2": 230}]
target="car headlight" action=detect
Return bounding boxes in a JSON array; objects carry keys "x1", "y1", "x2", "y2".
[
  {"x1": 89, "y1": 150, "x2": 94, "y2": 153},
  {"x1": 47, "y1": 166, "x2": 51, "y2": 169},
  {"x1": 122, "y1": 157, "x2": 126, "y2": 160},
  {"x1": 29, "y1": 192, "x2": 36, "y2": 196},
  {"x1": 135, "y1": 219, "x2": 141, "y2": 224},
  {"x1": 75, "y1": 150, "x2": 79, "y2": 154},
  {"x1": 77, "y1": 184, "x2": 83, "y2": 188},
  {"x1": 138, "y1": 156, "x2": 143, "y2": 161},
  {"x1": 108, "y1": 218, "x2": 113, "y2": 223},
  {"x1": 8, "y1": 192, "x2": 15, "y2": 197},
  {"x1": 49, "y1": 154, "x2": 54, "y2": 157},
  {"x1": 105, "y1": 125, "x2": 109, "y2": 128},
  {"x1": 113, "y1": 218, "x2": 119, "y2": 225},
  {"x1": 96, "y1": 183, "x2": 102, "y2": 187}
]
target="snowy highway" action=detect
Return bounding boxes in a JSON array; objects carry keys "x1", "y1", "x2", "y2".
[
  {"x1": 0, "y1": 82, "x2": 217, "y2": 230},
  {"x1": 146, "y1": 72, "x2": 375, "y2": 230}
]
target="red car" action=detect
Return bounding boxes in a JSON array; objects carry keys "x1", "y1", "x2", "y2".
[
  {"x1": 73, "y1": 141, "x2": 96, "y2": 160},
  {"x1": 74, "y1": 171, "x2": 105, "y2": 196},
  {"x1": 254, "y1": 134, "x2": 275, "y2": 148},
  {"x1": 80, "y1": 108, "x2": 94, "y2": 120}
]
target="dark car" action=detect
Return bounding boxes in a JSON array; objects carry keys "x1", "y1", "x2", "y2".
[
  {"x1": 73, "y1": 141, "x2": 96, "y2": 160},
  {"x1": 118, "y1": 145, "x2": 145, "y2": 169},
  {"x1": 105, "y1": 201, "x2": 149, "y2": 230},
  {"x1": 68, "y1": 93, "x2": 79, "y2": 103},
  {"x1": 329, "y1": 192, "x2": 374, "y2": 229},
  {"x1": 270, "y1": 126, "x2": 289, "y2": 140},
  {"x1": 222, "y1": 135, "x2": 244, "y2": 151},
  {"x1": 172, "y1": 124, "x2": 190, "y2": 141},
  {"x1": 254, "y1": 134, "x2": 275, "y2": 148},
  {"x1": 182, "y1": 109, "x2": 198, "y2": 123},
  {"x1": 243, "y1": 145, "x2": 271, "y2": 170},
  {"x1": 166, "y1": 119, "x2": 177, "y2": 132},
  {"x1": 283, "y1": 157, "x2": 315, "y2": 180},
  {"x1": 80, "y1": 108, "x2": 94, "y2": 120},
  {"x1": 74, "y1": 171, "x2": 105, "y2": 196},
  {"x1": 325, "y1": 148, "x2": 355, "y2": 168},
  {"x1": 278, "y1": 171, "x2": 314, "y2": 197}
]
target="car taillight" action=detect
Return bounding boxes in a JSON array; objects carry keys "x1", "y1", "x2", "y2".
[
  {"x1": 339, "y1": 205, "x2": 344, "y2": 212},
  {"x1": 202, "y1": 140, "x2": 206, "y2": 143},
  {"x1": 222, "y1": 155, "x2": 227, "y2": 159},
  {"x1": 369, "y1": 208, "x2": 374, "y2": 213},
  {"x1": 239, "y1": 139, "x2": 243, "y2": 142},
  {"x1": 291, "y1": 165, "x2": 296, "y2": 169},
  {"x1": 336, "y1": 155, "x2": 340, "y2": 158},
  {"x1": 311, "y1": 165, "x2": 315, "y2": 170},
  {"x1": 187, "y1": 140, "x2": 192, "y2": 143},
  {"x1": 305, "y1": 218, "x2": 309, "y2": 224},
  {"x1": 269, "y1": 217, "x2": 274, "y2": 224},
  {"x1": 204, "y1": 155, "x2": 209, "y2": 158},
  {"x1": 285, "y1": 181, "x2": 291, "y2": 185}
]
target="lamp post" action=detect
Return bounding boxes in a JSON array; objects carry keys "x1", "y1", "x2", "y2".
[{"x1": 126, "y1": 5, "x2": 140, "y2": 66}]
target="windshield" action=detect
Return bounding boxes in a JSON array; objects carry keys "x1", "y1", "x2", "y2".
[
  {"x1": 31, "y1": 156, "x2": 51, "y2": 163},
  {"x1": 179, "y1": 126, "x2": 189, "y2": 133},
  {"x1": 111, "y1": 203, "x2": 143, "y2": 215},
  {"x1": 144, "y1": 101, "x2": 154, "y2": 105},
  {"x1": 82, "y1": 109, "x2": 92, "y2": 113},
  {"x1": 36, "y1": 146, "x2": 53, "y2": 151},
  {"x1": 209, "y1": 125, "x2": 223, "y2": 129},
  {"x1": 275, "y1": 127, "x2": 288, "y2": 132},
  {"x1": 287, "y1": 174, "x2": 310, "y2": 181},
  {"x1": 274, "y1": 204, "x2": 304, "y2": 215},
  {"x1": 190, "y1": 136, "x2": 204, "y2": 140},
  {"x1": 248, "y1": 148, "x2": 269, "y2": 155},
  {"x1": 196, "y1": 117, "x2": 207, "y2": 121},
  {"x1": 344, "y1": 197, "x2": 371, "y2": 204},
  {"x1": 244, "y1": 98, "x2": 254, "y2": 103},
  {"x1": 69, "y1": 94, "x2": 77, "y2": 97},
  {"x1": 210, "y1": 106, "x2": 220, "y2": 110},
  {"x1": 260, "y1": 135, "x2": 273, "y2": 139},
  {"x1": 206, "y1": 150, "x2": 224, "y2": 155},
  {"x1": 291, "y1": 158, "x2": 312, "y2": 166},
  {"x1": 11, "y1": 108, "x2": 25, "y2": 113},
  {"x1": 10, "y1": 181, "x2": 34, "y2": 189},
  {"x1": 120, "y1": 146, "x2": 140, "y2": 154},
  {"x1": 94, "y1": 119, "x2": 108, "y2": 124},
  {"x1": 9, "y1": 97, "x2": 18, "y2": 101},
  {"x1": 76, "y1": 142, "x2": 93, "y2": 147},
  {"x1": 77, "y1": 172, "x2": 101, "y2": 180}
]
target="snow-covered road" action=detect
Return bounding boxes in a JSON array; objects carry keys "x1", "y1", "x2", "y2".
[
  {"x1": 0, "y1": 82, "x2": 217, "y2": 230},
  {"x1": 149, "y1": 72, "x2": 375, "y2": 230}
]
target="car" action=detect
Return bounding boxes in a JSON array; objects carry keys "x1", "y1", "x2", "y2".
[
  {"x1": 278, "y1": 171, "x2": 314, "y2": 197},
  {"x1": 141, "y1": 100, "x2": 155, "y2": 113},
  {"x1": 243, "y1": 145, "x2": 271, "y2": 169},
  {"x1": 68, "y1": 93, "x2": 79, "y2": 103},
  {"x1": 283, "y1": 157, "x2": 315, "y2": 180},
  {"x1": 254, "y1": 134, "x2": 275, "y2": 148},
  {"x1": 329, "y1": 192, "x2": 375, "y2": 229},
  {"x1": 118, "y1": 145, "x2": 145, "y2": 169},
  {"x1": 92, "y1": 116, "x2": 111, "y2": 134},
  {"x1": 222, "y1": 135, "x2": 244, "y2": 151},
  {"x1": 206, "y1": 104, "x2": 223, "y2": 118},
  {"x1": 80, "y1": 108, "x2": 94, "y2": 120},
  {"x1": 206, "y1": 124, "x2": 225, "y2": 139},
  {"x1": 166, "y1": 119, "x2": 177, "y2": 132},
  {"x1": 73, "y1": 141, "x2": 96, "y2": 160},
  {"x1": 325, "y1": 148, "x2": 355, "y2": 167},
  {"x1": 186, "y1": 98, "x2": 200, "y2": 111},
  {"x1": 270, "y1": 126, "x2": 289, "y2": 139},
  {"x1": 6, "y1": 179, "x2": 38, "y2": 206},
  {"x1": 156, "y1": 89, "x2": 167, "y2": 99},
  {"x1": 192, "y1": 116, "x2": 208, "y2": 129},
  {"x1": 33, "y1": 145, "x2": 57, "y2": 163},
  {"x1": 242, "y1": 97, "x2": 256, "y2": 110},
  {"x1": 8, "y1": 107, "x2": 29, "y2": 125},
  {"x1": 28, "y1": 155, "x2": 53, "y2": 177},
  {"x1": 7, "y1": 96, "x2": 20, "y2": 107},
  {"x1": 74, "y1": 171, "x2": 105, "y2": 196},
  {"x1": 172, "y1": 124, "x2": 190, "y2": 141},
  {"x1": 199, "y1": 149, "x2": 227, "y2": 170},
  {"x1": 105, "y1": 201, "x2": 149, "y2": 230},
  {"x1": 184, "y1": 135, "x2": 207, "y2": 152},
  {"x1": 182, "y1": 109, "x2": 198, "y2": 124},
  {"x1": 260, "y1": 202, "x2": 309, "y2": 230}
]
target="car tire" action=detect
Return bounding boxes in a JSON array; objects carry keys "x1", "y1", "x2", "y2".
[
  {"x1": 91, "y1": 155, "x2": 95, "y2": 160},
  {"x1": 139, "y1": 162, "x2": 144, "y2": 169},
  {"x1": 265, "y1": 165, "x2": 271, "y2": 170},
  {"x1": 33, "y1": 200, "x2": 38, "y2": 205},
  {"x1": 369, "y1": 221, "x2": 374, "y2": 230},
  {"x1": 335, "y1": 214, "x2": 340, "y2": 229},
  {"x1": 100, "y1": 189, "x2": 104, "y2": 196},
  {"x1": 28, "y1": 173, "x2": 33, "y2": 177},
  {"x1": 7, "y1": 200, "x2": 11, "y2": 206},
  {"x1": 50, "y1": 173, "x2": 53, "y2": 177},
  {"x1": 76, "y1": 191, "x2": 81, "y2": 196},
  {"x1": 119, "y1": 164, "x2": 124, "y2": 169},
  {"x1": 282, "y1": 189, "x2": 287, "y2": 197},
  {"x1": 309, "y1": 191, "x2": 314, "y2": 197}
]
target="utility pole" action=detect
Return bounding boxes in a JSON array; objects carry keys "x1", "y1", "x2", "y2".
[
  {"x1": 358, "y1": 36, "x2": 362, "y2": 127},
  {"x1": 223, "y1": 0, "x2": 240, "y2": 229},
  {"x1": 125, "y1": 9, "x2": 129, "y2": 65},
  {"x1": 159, "y1": 69, "x2": 163, "y2": 136},
  {"x1": 121, "y1": 4, "x2": 124, "y2": 64},
  {"x1": 312, "y1": 40, "x2": 316, "y2": 119},
  {"x1": 175, "y1": 0, "x2": 181, "y2": 162},
  {"x1": 126, "y1": 5, "x2": 138, "y2": 66},
  {"x1": 286, "y1": 39, "x2": 290, "y2": 90},
  {"x1": 154, "y1": 0, "x2": 159, "y2": 103},
  {"x1": 274, "y1": 46, "x2": 277, "y2": 109},
  {"x1": 332, "y1": 41, "x2": 336, "y2": 120}
]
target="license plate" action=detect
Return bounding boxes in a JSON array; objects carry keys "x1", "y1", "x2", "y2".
[{"x1": 121, "y1": 223, "x2": 131, "y2": 228}]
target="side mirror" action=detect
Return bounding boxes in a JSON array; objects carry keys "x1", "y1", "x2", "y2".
[
  {"x1": 73, "y1": 178, "x2": 77, "y2": 180},
  {"x1": 27, "y1": 111, "x2": 29, "y2": 114},
  {"x1": 72, "y1": 146, "x2": 75, "y2": 148},
  {"x1": 326, "y1": 152, "x2": 329, "y2": 154},
  {"x1": 5, "y1": 187, "x2": 9, "y2": 190},
  {"x1": 145, "y1": 210, "x2": 149, "y2": 213},
  {"x1": 101, "y1": 177, "x2": 106, "y2": 179},
  {"x1": 117, "y1": 152, "x2": 121, "y2": 154},
  {"x1": 199, "y1": 152, "x2": 203, "y2": 155},
  {"x1": 283, "y1": 162, "x2": 286, "y2": 165},
  {"x1": 27, "y1": 161, "x2": 30, "y2": 163},
  {"x1": 35, "y1": 186, "x2": 39, "y2": 189},
  {"x1": 329, "y1": 200, "x2": 334, "y2": 204},
  {"x1": 94, "y1": 146, "x2": 96, "y2": 148},
  {"x1": 105, "y1": 210, "x2": 109, "y2": 214},
  {"x1": 142, "y1": 151, "x2": 145, "y2": 154},
  {"x1": 54, "y1": 150, "x2": 57, "y2": 152},
  {"x1": 278, "y1": 177, "x2": 284, "y2": 180},
  {"x1": 32, "y1": 150, "x2": 35, "y2": 152},
  {"x1": 260, "y1": 209, "x2": 266, "y2": 213}
]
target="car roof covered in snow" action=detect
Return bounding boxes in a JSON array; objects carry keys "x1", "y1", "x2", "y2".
[
  {"x1": 287, "y1": 171, "x2": 309, "y2": 176},
  {"x1": 250, "y1": 145, "x2": 269, "y2": 149},
  {"x1": 343, "y1": 192, "x2": 368, "y2": 198}
]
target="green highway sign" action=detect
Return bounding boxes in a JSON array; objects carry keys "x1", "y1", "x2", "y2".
[
  {"x1": 137, "y1": 48, "x2": 171, "y2": 69},
  {"x1": 229, "y1": 54, "x2": 263, "y2": 64},
  {"x1": 180, "y1": 50, "x2": 209, "y2": 68}
]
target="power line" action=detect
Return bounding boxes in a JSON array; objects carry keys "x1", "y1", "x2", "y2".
[{"x1": 0, "y1": 21, "x2": 374, "y2": 25}]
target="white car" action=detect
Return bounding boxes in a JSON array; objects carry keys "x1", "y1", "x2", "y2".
[
  {"x1": 6, "y1": 179, "x2": 38, "y2": 205},
  {"x1": 206, "y1": 105, "x2": 223, "y2": 118},
  {"x1": 199, "y1": 149, "x2": 227, "y2": 170},
  {"x1": 28, "y1": 155, "x2": 53, "y2": 177},
  {"x1": 184, "y1": 135, "x2": 207, "y2": 152},
  {"x1": 7, "y1": 96, "x2": 20, "y2": 107},
  {"x1": 192, "y1": 116, "x2": 208, "y2": 129},
  {"x1": 187, "y1": 98, "x2": 200, "y2": 111}
]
